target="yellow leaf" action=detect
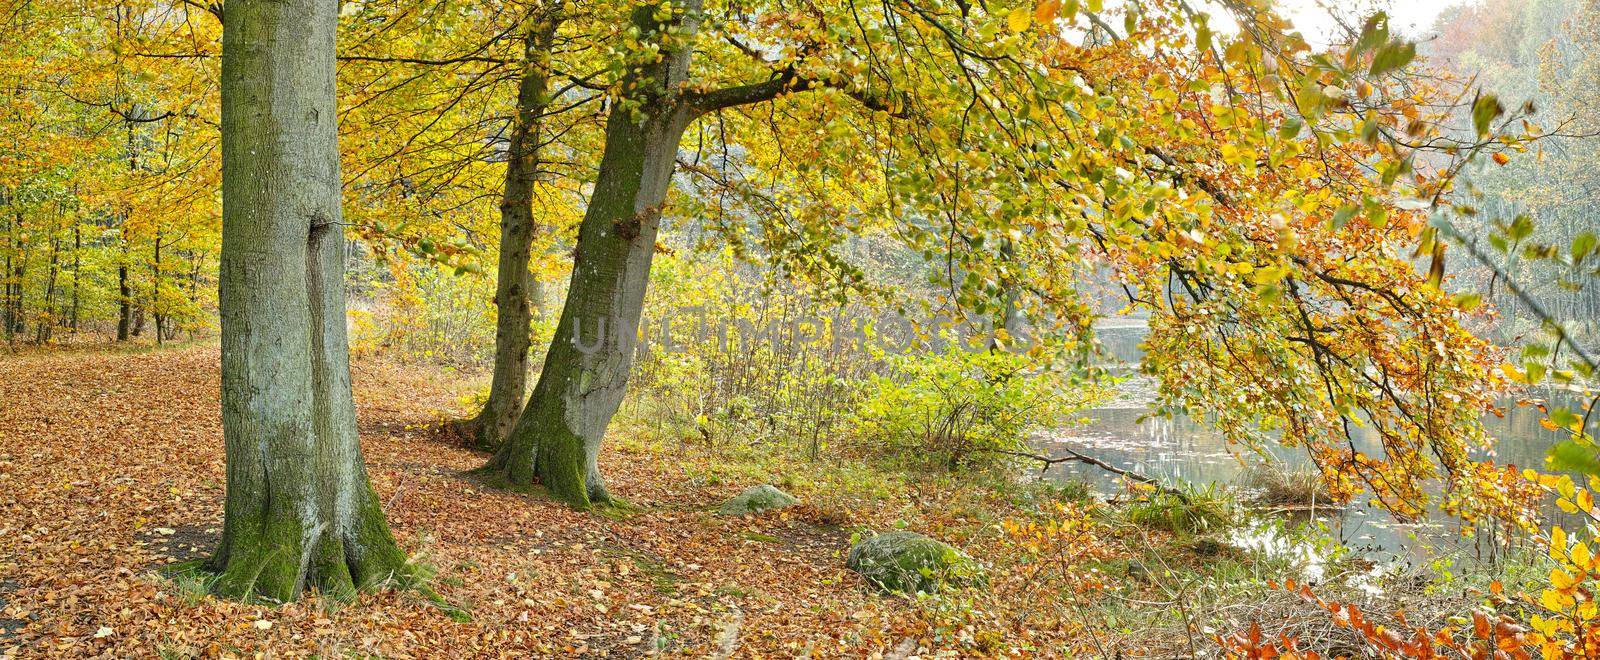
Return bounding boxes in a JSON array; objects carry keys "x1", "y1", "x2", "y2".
[
  {"x1": 1574, "y1": 541, "x2": 1593, "y2": 570},
  {"x1": 1551, "y1": 568, "x2": 1576, "y2": 590},
  {"x1": 1492, "y1": 152, "x2": 1510, "y2": 166},
  {"x1": 1007, "y1": 7, "x2": 1032, "y2": 33},
  {"x1": 1500, "y1": 362, "x2": 1526, "y2": 382},
  {"x1": 1542, "y1": 588, "x2": 1571, "y2": 611}
]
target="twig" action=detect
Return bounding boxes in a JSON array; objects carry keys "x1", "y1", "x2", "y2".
[{"x1": 976, "y1": 446, "x2": 1181, "y2": 496}]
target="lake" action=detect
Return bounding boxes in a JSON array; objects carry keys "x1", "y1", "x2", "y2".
[{"x1": 1036, "y1": 322, "x2": 1589, "y2": 569}]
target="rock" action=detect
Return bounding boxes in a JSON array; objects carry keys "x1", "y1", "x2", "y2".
[
  {"x1": 718, "y1": 484, "x2": 798, "y2": 516},
  {"x1": 846, "y1": 531, "x2": 984, "y2": 594}
]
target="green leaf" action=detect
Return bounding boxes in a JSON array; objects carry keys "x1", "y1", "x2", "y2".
[
  {"x1": 1572, "y1": 232, "x2": 1598, "y2": 262},
  {"x1": 1489, "y1": 234, "x2": 1509, "y2": 253},
  {"x1": 1349, "y1": 12, "x2": 1389, "y2": 62},
  {"x1": 1295, "y1": 82, "x2": 1326, "y2": 118},
  {"x1": 1550, "y1": 441, "x2": 1600, "y2": 476},
  {"x1": 1330, "y1": 205, "x2": 1357, "y2": 229},
  {"x1": 1507, "y1": 214, "x2": 1534, "y2": 241},
  {"x1": 1368, "y1": 40, "x2": 1415, "y2": 77},
  {"x1": 1277, "y1": 118, "x2": 1303, "y2": 140},
  {"x1": 1472, "y1": 94, "x2": 1504, "y2": 138},
  {"x1": 1551, "y1": 407, "x2": 1584, "y2": 431}
]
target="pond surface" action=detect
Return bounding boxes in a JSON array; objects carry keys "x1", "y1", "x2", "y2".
[{"x1": 1036, "y1": 322, "x2": 1590, "y2": 567}]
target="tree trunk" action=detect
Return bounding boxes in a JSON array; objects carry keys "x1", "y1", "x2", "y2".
[
  {"x1": 153, "y1": 227, "x2": 165, "y2": 346},
  {"x1": 117, "y1": 240, "x2": 133, "y2": 341},
  {"x1": 69, "y1": 224, "x2": 80, "y2": 332},
  {"x1": 37, "y1": 234, "x2": 58, "y2": 344},
  {"x1": 464, "y1": 6, "x2": 563, "y2": 452},
  {"x1": 484, "y1": 4, "x2": 698, "y2": 508},
  {"x1": 209, "y1": 0, "x2": 410, "y2": 602},
  {"x1": 5, "y1": 209, "x2": 25, "y2": 341}
]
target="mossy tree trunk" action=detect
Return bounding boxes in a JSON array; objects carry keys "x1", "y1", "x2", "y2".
[
  {"x1": 210, "y1": 0, "x2": 409, "y2": 603},
  {"x1": 481, "y1": 0, "x2": 853, "y2": 508},
  {"x1": 483, "y1": 2, "x2": 702, "y2": 508},
  {"x1": 464, "y1": 5, "x2": 564, "y2": 452}
]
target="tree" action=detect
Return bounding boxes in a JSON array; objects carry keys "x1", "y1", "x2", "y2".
[
  {"x1": 209, "y1": 0, "x2": 411, "y2": 601},
  {"x1": 462, "y1": 1, "x2": 566, "y2": 451},
  {"x1": 480, "y1": 0, "x2": 900, "y2": 507}
]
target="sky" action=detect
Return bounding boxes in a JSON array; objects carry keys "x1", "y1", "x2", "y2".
[
  {"x1": 1204, "y1": 0, "x2": 1472, "y2": 49},
  {"x1": 1278, "y1": 0, "x2": 1470, "y2": 46}
]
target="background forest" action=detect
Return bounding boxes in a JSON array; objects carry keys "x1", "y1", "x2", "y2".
[{"x1": 3, "y1": 0, "x2": 1600, "y2": 657}]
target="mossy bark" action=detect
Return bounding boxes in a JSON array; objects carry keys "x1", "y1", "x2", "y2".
[
  {"x1": 484, "y1": 3, "x2": 699, "y2": 509},
  {"x1": 465, "y1": 7, "x2": 564, "y2": 452},
  {"x1": 211, "y1": 0, "x2": 409, "y2": 603}
]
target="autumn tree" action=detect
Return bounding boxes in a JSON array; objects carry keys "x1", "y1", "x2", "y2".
[
  {"x1": 480, "y1": 0, "x2": 905, "y2": 507},
  {"x1": 463, "y1": 0, "x2": 567, "y2": 450},
  {"x1": 209, "y1": 0, "x2": 411, "y2": 600}
]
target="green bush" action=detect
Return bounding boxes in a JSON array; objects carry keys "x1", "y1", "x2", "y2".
[{"x1": 854, "y1": 339, "x2": 1102, "y2": 469}]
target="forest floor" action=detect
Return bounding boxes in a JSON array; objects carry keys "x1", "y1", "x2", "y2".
[
  {"x1": 0, "y1": 342, "x2": 1076, "y2": 658},
  {"x1": 3, "y1": 342, "x2": 1510, "y2": 658}
]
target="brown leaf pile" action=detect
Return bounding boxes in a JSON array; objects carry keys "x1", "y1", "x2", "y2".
[{"x1": 0, "y1": 344, "x2": 937, "y2": 658}]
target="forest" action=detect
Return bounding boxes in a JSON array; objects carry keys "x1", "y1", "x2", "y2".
[{"x1": 1, "y1": 0, "x2": 1599, "y2": 656}]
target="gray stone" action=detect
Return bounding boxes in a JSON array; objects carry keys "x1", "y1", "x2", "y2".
[
  {"x1": 718, "y1": 484, "x2": 798, "y2": 516},
  {"x1": 846, "y1": 531, "x2": 984, "y2": 594}
]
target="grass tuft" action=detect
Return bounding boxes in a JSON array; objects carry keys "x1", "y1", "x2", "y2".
[{"x1": 1123, "y1": 483, "x2": 1237, "y2": 535}]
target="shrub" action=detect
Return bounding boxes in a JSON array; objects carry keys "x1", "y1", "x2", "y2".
[{"x1": 855, "y1": 339, "x2": 1103, "y2": 469}]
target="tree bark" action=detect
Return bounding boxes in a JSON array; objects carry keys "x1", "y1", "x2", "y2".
[
  {"x1": 116, "y1": 247, "x2": 132, "y2": 341},
  {"x1": 484, "y1": 3, "x2": 700, "y2": 508},
  {"x1": 69, "y1": 224, "x2": 80, "y2": 332},
  {"x1": 209, "y1": 0, "x2": 410, "y2": 602},
  {"x1": 152, "y1": 227, "x2": 165, "y2": 345},
  {"x1": 5, "y1": 209, "x2": 25, "y2": 342},
  {"x1": 36, "y1": 233, "x2": 58, "y2": 344},
  {"x1": 464, "y1": 6, "x2": 563, "y2": 452},
  {"x1": 477, "y1": 0, "x2": 892, "y2": 507}
]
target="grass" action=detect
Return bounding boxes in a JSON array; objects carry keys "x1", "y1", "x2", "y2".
[
  {"x1": 1123, "y1": 483, "x2": 1237, "y2": 535},
  {"x1": 1239, "y1": 463, "x2": 1336, "y2": 508},
  {"x1": 155, "y1": 560, "x2": 219, "y2": 607}
]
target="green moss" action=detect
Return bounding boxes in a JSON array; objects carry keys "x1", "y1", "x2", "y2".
[
  {"x1": 535, "y1": 427, "x2": 592, "y2": 509},
  {"x1": 593, "y1": 497, "x2": 643, "y2": 520},
  {"x1": 600, "y1": 544, "x2": 681, "y2": 594},
  {"x1": 206, "y1": 487, "x2": 420, "y2": 605},
  {"x1": 211, "y1": 512, "x2": 317, "y2": 603}
]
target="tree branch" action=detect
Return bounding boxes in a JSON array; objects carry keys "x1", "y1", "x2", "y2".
[{"x1": 685, "y1": 67, "x2": 908, "y2": 118}]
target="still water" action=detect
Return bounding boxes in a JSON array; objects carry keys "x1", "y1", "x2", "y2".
[{"x1": 1036, "y1": 323, "x2": 1590, "y2": 566}]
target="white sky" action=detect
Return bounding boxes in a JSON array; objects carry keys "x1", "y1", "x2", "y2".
[
  {"x1": 1205, "y1": 0, "x2": 1472, "y2": 49},
  {"x1": 1278, "y1": 0, "x2": 1470, "y2": 46}
]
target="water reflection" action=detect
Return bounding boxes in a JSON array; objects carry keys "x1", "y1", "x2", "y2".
[{"x1": 1038, "y1": 369, "x2": 1589, "y2": 565}]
